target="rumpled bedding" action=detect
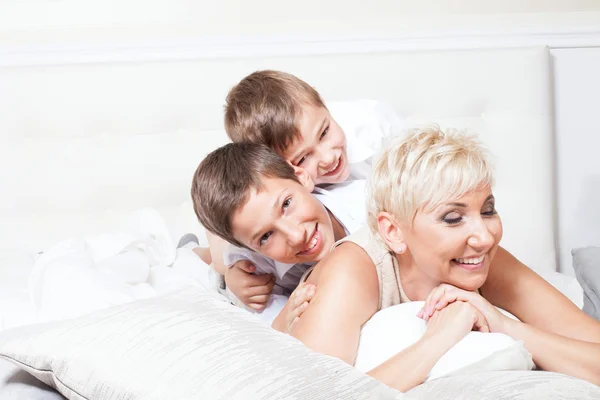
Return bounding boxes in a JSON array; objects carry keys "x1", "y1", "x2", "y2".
[{"x1": 3, "y1": 207, "x2": 218, "y2": 330}]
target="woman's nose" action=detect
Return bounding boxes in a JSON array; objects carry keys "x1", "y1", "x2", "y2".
[{"x1": 467, "y1": 220, "x2": 495, "y2": 250}]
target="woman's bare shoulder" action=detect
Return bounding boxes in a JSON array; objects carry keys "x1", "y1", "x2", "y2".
[{"x1": 308, "y1": 241, "x2": 379, "y2": 299}]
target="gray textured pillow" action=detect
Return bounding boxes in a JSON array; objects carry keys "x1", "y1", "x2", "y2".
[
  {"x1": 408, "y1": 370, "x2": 600, "y2": 399},
  {"x1": 572, "y1": 246, "x2": 600, "y2": 320},
  {"x1": 0, "y1": 288, "x2": 404, "y2": 400}
]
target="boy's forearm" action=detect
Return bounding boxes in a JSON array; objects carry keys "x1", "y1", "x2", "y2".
[{"x1": 205, "y1": 231, "x2": 230, "y2": 275}]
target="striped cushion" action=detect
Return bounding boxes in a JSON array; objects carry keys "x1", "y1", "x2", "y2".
[{"x1": 0, "y1": 288, "x2": 403, "y2": 400}]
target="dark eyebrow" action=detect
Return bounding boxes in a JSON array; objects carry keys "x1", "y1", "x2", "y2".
[{"x1": 249, "y1": 189, "x2": 286, "y2": 244}]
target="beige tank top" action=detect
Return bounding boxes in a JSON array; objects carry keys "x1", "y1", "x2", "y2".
[{"x1": 301, "y1": 226, "x2": 410, "y2": 311}]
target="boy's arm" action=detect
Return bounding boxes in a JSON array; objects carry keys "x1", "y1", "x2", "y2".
[
  {"x1": 223, "y1": 244, "x2": 275, "y2": 311},
  {"x1": 205, "y1": 231, "x2": 230, "y2": 276}
]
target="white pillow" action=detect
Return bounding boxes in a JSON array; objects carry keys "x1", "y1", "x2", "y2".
[
  {"x1": 355, "y1": 302, "x2": 534, "y2": 380},
  {"x1": 0, "y1": 287, "x2": 405, "y2": 400}
]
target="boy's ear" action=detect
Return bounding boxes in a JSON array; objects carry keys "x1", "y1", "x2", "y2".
[
  {"x1": 291, "y1": 165, "x2": 315, "y2": 192},
  {"x1": 377, "y1": 212, "x2": 407, "y2": 254}
]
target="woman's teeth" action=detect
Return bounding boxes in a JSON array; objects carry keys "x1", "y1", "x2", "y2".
[{"x1": 454, "y1": 255, "x2": 485, "y2": 264}]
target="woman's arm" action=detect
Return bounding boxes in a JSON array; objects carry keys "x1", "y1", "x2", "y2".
[
  {"x1": 283, "y1": 243, "x2": 486, "y2": 392},
  {"x1": 482, "y1": 247, "x2": 600, "y2": 384}
]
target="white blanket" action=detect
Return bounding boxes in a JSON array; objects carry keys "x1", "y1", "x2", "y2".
[{"x1": 26, "y1": 208, "x2": 217, "y2": 324}]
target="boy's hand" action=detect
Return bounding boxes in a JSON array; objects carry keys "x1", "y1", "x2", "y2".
[
  {"x1": 284, "y1": 283, "x2": 316, "y2": 333},
  {"x1": 225, "y1": 260, "x2": 275, "y2": 311}
]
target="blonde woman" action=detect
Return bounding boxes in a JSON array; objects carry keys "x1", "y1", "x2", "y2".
[{"x1": 275, "y1": 126, "x2": 600, "y2": 392}]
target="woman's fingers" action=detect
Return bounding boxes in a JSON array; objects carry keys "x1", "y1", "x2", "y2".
[
  {"x1": 419, "y1": 284, "x2": 453, "y2": 320},
  {"x1": 472, "y1": 306, "x2": 490, "y2": 333}
]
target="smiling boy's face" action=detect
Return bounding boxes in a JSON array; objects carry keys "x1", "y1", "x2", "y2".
[
  {"x1": 230, "y1": 175, "x2": 336, "y2": 265},
  {"x1": 283, "y1": 105, "x2": 350, "y2": 186}
]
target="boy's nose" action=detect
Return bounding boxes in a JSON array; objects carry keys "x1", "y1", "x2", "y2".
[
  {"x1": 318, "y1": 150, "x2": 336, "y2": 170},
  {"x1": 281, "y1": 219, "x2": 306, "y2": 248}
]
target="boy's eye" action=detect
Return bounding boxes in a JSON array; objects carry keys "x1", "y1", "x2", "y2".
[
  {"x1": 283, "y1": 198, "x2": 291, "y2": 209},
  {"x1": 296, "y1": 155, "x2": 308, "y2": 166},
  {"x1": 320, "y1": 126, "x2": 329, "y2": 140},
  {"x1": 442, "y1": 212, "x2": 462, "y2": 225},
  {"x1": 259, "y1": 232, "x2": 272, "y2": 246}
]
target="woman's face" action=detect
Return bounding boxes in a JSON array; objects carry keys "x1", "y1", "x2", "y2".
[{"x1": 403, "y1": 185, "x2": 502, "y2": 291}]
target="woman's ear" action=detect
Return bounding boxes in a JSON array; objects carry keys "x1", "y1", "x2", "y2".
[
  {"x1": 377, "y1": 212, "x2": 407, "y2": 254},
  {"x1": 292, "y1": 164, "x2": 315, "y2": 192}
]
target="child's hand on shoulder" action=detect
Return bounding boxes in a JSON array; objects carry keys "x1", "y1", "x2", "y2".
[
  {"x1": 284, "y1": 283, "x2": 316, "y2": 333},
  {"x1": 225, "y1": 260, "x2": 275, "y2": 311}
]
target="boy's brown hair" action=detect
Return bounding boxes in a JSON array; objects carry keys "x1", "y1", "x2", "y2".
[
  {"x1": 224, "y1": 70, "x2": 326, "y2": 154},
  {"x1": 191, "y1": 142, "x2": 299, "y2": 249}
]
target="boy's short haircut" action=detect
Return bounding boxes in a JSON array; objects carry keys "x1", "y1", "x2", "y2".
[
  {"x1": 191, "y1": 142, "x2": 299, "y2": 249},
  {"x1": 224, "y1": 70, "x2": 326, "y2": 154}
]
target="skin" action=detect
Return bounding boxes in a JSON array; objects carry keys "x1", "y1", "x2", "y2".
[
  {"x1": 273, "y1": 186, "x2": 498, "y2": 391},
  {"x1": 283, "y1": 104, "x2": 350, "y2": 186},
  {"x1": 230, "y1": 173, "x2": 339, "y2": 265},
  {"x1": 286, "y1": 185, "x2": 600, "y2": 388}
]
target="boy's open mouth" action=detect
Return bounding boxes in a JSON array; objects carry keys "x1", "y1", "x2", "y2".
[
  {"x1": 451, "y1": 254, "x2": 486, "y2": 271},
  {"x1": 322, "y1": 155, "x2": 343, "y2": 177},
  {"x1": 297, "y1": 223, "x2": 322, "y2": 256}
]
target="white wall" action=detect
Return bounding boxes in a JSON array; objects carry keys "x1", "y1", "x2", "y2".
[
  {"x1": 2, "y1": 1, "x2": 600, "y2": 43},
  {"x1": 1, "y1": 1, "x2": 599, "y2": 273},
  {"x1": 552, "y1": 48, "x2": 600, "y2": 274}
]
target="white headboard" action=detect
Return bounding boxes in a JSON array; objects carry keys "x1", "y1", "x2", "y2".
[{"x1": 0, "y1": 47, "x2": 557, "y2": 273}]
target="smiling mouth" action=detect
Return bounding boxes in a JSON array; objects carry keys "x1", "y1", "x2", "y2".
[
  {"x1": 452, "y1": 255, "x2": 485, "y2": 270},
  {"x1": 323, "y1": 156, "x2": 343, "y2": 177},
  {"x1": 297, "y1": 224, "x2": 322, "y2": 256}
]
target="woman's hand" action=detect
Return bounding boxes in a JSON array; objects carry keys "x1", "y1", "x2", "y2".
[
  {"x1": 422, "y1": 301, "x2": 490, "y2": 350},
  {"x1": 417, "y1": 284, "x2": 510, "y2": 333},
  {"x1": 284, "y1": 282, "x2": 316, "y2": 333}
]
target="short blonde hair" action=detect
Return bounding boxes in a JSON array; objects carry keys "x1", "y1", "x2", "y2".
[
  {"x1": 367, "y1": 125, "x2": 494, "y2": 235},
  {"x1": 224, "y1": 70, "x2": 325, "y2": 154}
]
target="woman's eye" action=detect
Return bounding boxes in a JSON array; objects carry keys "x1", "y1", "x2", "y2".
[
  {"x1": 442, "y1": 213, "x2": 462, "y2": 225},
  {"x1": 259, "y1": 232, "x2": 272, "y2": 246},
  {"x1": 482, "y1": 208, "x2": 497, "y2": 216},
  {"x1": 320, "y1": 126, "x2": 329, "y2": 139},
  {"x1": 283, "y1": 198, "x2": 291, "y2": 209}
]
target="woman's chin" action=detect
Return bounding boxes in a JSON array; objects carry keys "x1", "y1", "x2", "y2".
[{"x1": 451, "y1": 271, "x2": 488, "y2": 291}]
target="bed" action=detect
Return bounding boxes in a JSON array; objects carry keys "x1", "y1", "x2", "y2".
[{"x1": 0, "y1": 45, "x2": 596, "y2": 399}]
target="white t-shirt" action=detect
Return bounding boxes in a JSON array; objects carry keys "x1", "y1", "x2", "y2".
[{"x1": 328, "y1": 99, "x2": 407, "y2": 181}]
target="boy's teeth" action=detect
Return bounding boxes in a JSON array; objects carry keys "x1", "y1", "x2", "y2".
[
  {"x1": 455, "y1": 255, "x2": 485, "y2": 264},
  {"x1": 328, "y1": 159, "x2": 339, "y2": 173},
  {"x1": 304, "y1": 235, "x2": 318, "y2": 252}
]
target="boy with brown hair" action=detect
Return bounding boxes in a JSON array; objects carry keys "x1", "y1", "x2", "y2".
[
  {"x1": 196, "y1": 70, "x2": 404, "y2": 314},
  {"x1": 191, "y1": 142, "x2": 358, "y2": 326}
]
